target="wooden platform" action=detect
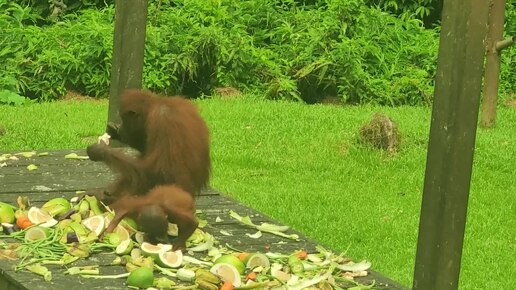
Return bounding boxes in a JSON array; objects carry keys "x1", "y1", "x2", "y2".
[{"x1": 0, "y1": 149, "x2": 408, "y2": 290}]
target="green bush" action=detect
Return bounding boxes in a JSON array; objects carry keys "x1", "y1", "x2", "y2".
[
  {"x1": 18, "y1": 0, "x2": 113, "y2": 23},
  {"x1": 144, "y1": 0, "x2": 440, "y2": 105},
  {"x1": 1, "y1": 0, "x2": 514, "y2": 105},
  {"x1": 364, "y1": 0, "x2": 442, "y2": 27},
  {"x1": 0, "y1": 2, "x2": 113, "y2": 100}
]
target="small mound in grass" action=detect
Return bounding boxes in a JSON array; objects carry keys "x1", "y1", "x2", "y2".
[
  {"x1": 358, "y1": 113, "x2": 401, "y2": 154},
  {"x1": 504, "y1": 98, "x2": 516, "y2": 109},
  {"x1": 318, "y1": 96, "x2": 344, "y2": 106},
  {"x1": 62, "y1": 90, "x2": 99, "y2": 101},
  {"x1": 213, "y1": 87, "x2": 242, "y2": 99}
]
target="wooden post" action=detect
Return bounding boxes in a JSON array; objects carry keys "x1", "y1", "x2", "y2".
[
  {"x1": 108, "y1": 0, "x2": 148, "y2": 124},
  {"x1": 412, "y1": 1, "x2": 489, "y2": 290},
  {"x1": 480, "y1": 0, "x2": 507, "y2": 128}
]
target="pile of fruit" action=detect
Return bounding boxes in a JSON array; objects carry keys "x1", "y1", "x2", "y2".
[{"x1": 0, "y1": 195, "x2": 375, "y2": 289}]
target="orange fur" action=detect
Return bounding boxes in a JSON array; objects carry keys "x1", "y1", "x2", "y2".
[
  {"x1": 103, "y1": 185, "x2": 197, "y2": 251},
  {"x1": 87, "y1": 89, "x2": 211, "y2": 199}
]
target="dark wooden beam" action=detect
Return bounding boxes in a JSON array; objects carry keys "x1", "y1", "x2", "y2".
[
  {"x1": 412, "y1": 1, "x2": 489, "y2": 290},
  {"x1": 108, "y1": 0, "x2": 148, "y2": 124},
  {"x1": 480, "y1": 0, "x2": 508, "y2": 128}
]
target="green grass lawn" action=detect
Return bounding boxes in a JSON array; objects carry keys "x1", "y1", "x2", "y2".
[{"x1": 1, "y1": 96, "x2": 515, "y2": 289}]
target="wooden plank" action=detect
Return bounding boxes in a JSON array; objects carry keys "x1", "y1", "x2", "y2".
[
  {"x1": 0, "y1": 164, "x2": 108, "y2": 175},
  {"x1": 412, "y1": 1, "x2": 489, "y2": 290},
  {"x1": 0, "y1": 150, "x2": 217, "y2": 196},
  {"x1": 0, "y1": 183, "x2": 217, "y2": 196},
  {"x1": 0, "y1": 194, "x2": 407, "y2": 290},
  {"x1": 0, "y1": 187, "x2": 219, "y2": 203},
  {"x1": 0, "y1": 150, "x2": 407, "y2": 289},
  {"x1": 0, "y1": 149, "x2": 134, "y2": 166}
]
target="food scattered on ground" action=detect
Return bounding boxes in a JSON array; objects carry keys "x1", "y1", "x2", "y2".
[
  {"x1": 0, "y1": 151, "x2": 89, "y2": 169},
  {"x1": 0, "y1": 202, "x2": 15, "y2": 223},
  {"x1": 0, "y1": 194, "x2": 376, "y2": 289},
  {"x1": 97, "y1": 133, "x2": 111, "y2": 145},
  {"x1": 26, "y1": 164, "x2": 38, "y2": 171},
  {"x1": 127, "y1": 266, "x2": 154, "y2": 288},
  {"x1": 27, "y1": 207, "x2": 58, "y2": 228},
  {"x1": 24, "y1": 226, "x2": 50, "y2": 241},
  {"x1": 229, "y1": 210, "x2": 300, "y2": 241},
  {"x1": 64, "y1": 153, "x2": 89, "y2": 160}
]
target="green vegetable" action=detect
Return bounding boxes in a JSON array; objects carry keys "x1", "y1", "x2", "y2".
[
  {"x1": 229, "y1": 210, "x2": 300, "y2": 240},
  {"x1": 64, "y1": 153, "x2": 89, "y2": 160},
  {"x1": 27, "y1": 164, "x2": 38, "y2": 171},
  {"x1": 0, "y1": 202, "x2": 15, "y2": 223},
  {"x1": 80, "y1": 273, "x2": 130, "y2": 279},
  {"x1": 26, "y1": 264, "x2": 52, "y2": 281},
  {"x1": 41, "y1": 198, "x2": 71, "y2": 217},
  {"x1": 288, "y1": 255, "x2": 304, "y2": 275},
  {"x1": 83, "y1": 195, "x2": 103, "y2": 215},
  {"x1": 177, "y1": 268, "x2": 196, "y2": 282},
  {"x1": 127, "y1": 266, "x2": 154, "y2": 288},
  {"x1": 65, "y1": 265, "x2": 99, "y2": 275},
  {"x1": 19, "y1": 151, "x2": 36, "y2": 158},
  {"x1": 153, "y1": 277, "x2": 176, "y2": 289}
]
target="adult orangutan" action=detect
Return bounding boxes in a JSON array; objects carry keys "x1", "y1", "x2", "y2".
[{"x1": 87, "y1": 89, "x2": 211, "y2": 201}]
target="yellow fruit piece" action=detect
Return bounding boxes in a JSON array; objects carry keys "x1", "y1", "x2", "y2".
[
  {"x1": 116, "y1": 239, "x2": 135, "y2": 255},
  {"x1": 167, "y1": 223, "x2": 178, "y2": 236},
  {"x1": 214, "y1": 254, "x2": 245, "y2": 275},
  {"x1": 115, "y1": 224, "x2": 130, "y2": 241},
  {"x1": 25, "y1": 226, "x2": 50, "y2": 241},
  {"x1": 81, "y1": 215, "x2": 105, "y2": 236},
  {"x1": 18, "y1": 151, "x2": 36, "y2": 158},
  {"x1": 27, "y1": 164, "x2": 38, "y2": 171},
  {"x1": 140, "y1": 242, "x2": 172, "y2": 258},
  {"x1": 27, "y1": 207, "x2": 57, "y2": 227},
  {"x1": 104, "y1": 212, "x2": 131, "y2": 241},
  {"x1": 64, "y1": 153, "x2": 89, "y2": 160},
  {"x1": 245, "y1": 253, "x2": 270, "y2": 270},
  {"x1": 157, "y1": 250, "x2": 183, "y2": 268},
  {"x1": 210, "y1": 263, "x2": 242, "y2": 287}
]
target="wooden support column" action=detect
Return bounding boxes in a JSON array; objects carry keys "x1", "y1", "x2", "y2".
[
  {"x1": 412, "y1": 1, "x2": 489, "y2": 290},
  {"x1": 480, "y1": 0, "x2": 507, "y2": 128},
  {"x1": 108, "y1": 0, "x2": 148, "y2": 124}
]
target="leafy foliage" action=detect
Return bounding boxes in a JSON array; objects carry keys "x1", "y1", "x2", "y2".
[
  {"x1": 17, "y1": 0, "x2": 113, "y2": 23},
  {"x1": 1, "y1": 1, "x2": 114, "y2": 101},
  {"x1": 0, "y1": 90, "x2": 30, "y2": 106},
  {"x1": 144, "y1": 0, "x2": 440, "y2": 105},
  {"x1": 364, "y1": 0, "x2": 443, "y2": 28},
  {"x1": 1, "y1": 0, "x2": 514, "y2": 105}
]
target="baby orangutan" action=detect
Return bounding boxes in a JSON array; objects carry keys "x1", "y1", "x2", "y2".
[{"x1": 102, "y1": 185, "x2": 197, "y2": 251}]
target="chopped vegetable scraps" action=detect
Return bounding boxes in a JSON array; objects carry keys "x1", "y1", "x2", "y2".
[{"x1": 0, "y1": 195, "x2": 375, "y2": 289}]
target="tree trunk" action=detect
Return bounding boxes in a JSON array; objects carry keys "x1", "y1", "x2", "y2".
[
  {"x1": 108, "y1": 0, "x2": 148, "y2": 124},
  {"x1": 412, "y1": 1, "x2": 489, "y2": 289},
  {"x1": 480, "y1": 0, "x2": 507, "y2": 128}
]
